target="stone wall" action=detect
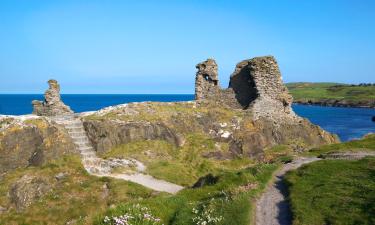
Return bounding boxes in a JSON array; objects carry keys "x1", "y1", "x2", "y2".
[
  {"x1": 195, "y1": 59, "x2": 220, "y2": 100},
  {"x1": 195, "y1": 56, "x2": 297, "y2": 120}
]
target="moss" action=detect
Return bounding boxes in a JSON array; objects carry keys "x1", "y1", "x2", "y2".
[{"x1": 24, "y1": 119, "x2": 49, "y2": 130}]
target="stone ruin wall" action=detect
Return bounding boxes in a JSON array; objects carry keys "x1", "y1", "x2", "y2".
[
  {"x1": 195, "y1": 59, "x2": 220, "y2": 100},
  {"x1": 195, "y1": 56, "x2": 298, "y2": 120},
  {"x1": 32, "y1": 79, "x2": 73, "y2": 116}
]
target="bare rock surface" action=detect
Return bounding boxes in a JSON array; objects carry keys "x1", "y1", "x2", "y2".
[
  {"x1": 83, "y1": 119, "x2": 185, "y2": 153},
  {"x1": 0, "y1": 116, "x2": 76, "y2": 173}
]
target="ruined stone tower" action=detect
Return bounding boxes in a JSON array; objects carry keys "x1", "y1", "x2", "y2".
[
  {"x1": 32, "y1": 79, "x2": 73, "y2": 116},
  {"x1": 195, "y1": 59, "x2": 220, "y2": 100},
  {"x1": 195, "y1": 56, "x2": 296, "y2": 120}
]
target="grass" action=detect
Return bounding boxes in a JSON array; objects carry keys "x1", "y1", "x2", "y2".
[
  {"x1": 286, "y1": 82, "x2": 375, "y2": 103},
  {"x1": 285, "y1": 157, "x2": 375, "y2": 225},
  {"x1": 94, "y1": 163, "x2": 278, "y2": 225},
  {"x1": 0, "y1": 155, "x2": 153, "y2": 225},
  {"x1": 84, "y1": 101, "x2": 246, "y2": 135},
  {"x1": 305, "y1": 133, "x2": 375, "y2": 157},
  {"x1": 101, "y1": 135, "x2": 255, "y2": 186}
]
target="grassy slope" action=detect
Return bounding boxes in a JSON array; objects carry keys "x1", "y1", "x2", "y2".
[
  {"x1": 305, "y1": 133, "x2": 375, "y2": 156},
  {"x1": 94, "y1": 163, "x2": 277, "y2": 225},
  {"x1": 101, "y1": 137, "x2": 255, "y2": 186},
  {"x1": 286, "y1": 135, "x2": 375, "y2": 225},
  {"x1": 98, "y1": 138, "x2": 278, "y2": 225},
  {"x1": 0, "y1": 156, "x2": 153, "y2": 225},
  {"x1": 286, "y1": 82, "x2": 375, "y2": 102},
  {"x1": 285, "y1": 158, "x2": 375, "y2": 225}
]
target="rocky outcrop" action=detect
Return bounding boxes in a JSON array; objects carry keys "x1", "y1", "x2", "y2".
[
  {"x1": 0, "y1": 117, "x2": 76, "y2": 173},
  {"x1": 9, "y1": 175, "x2": 52, "y2": 211},
  {"x1": 32, "y1": 79, "x2": 73, "y2": 116},
  {"x1": 83, "y1": 119, "x2": 185, "y2": 153},
  {"x1": 230, "y1": 118, "x2": 338, "y2": 158}
]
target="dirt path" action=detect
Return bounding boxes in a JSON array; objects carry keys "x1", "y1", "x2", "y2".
[{"x1": 255, "y1": 152, "x2": 375, "y2": 225}]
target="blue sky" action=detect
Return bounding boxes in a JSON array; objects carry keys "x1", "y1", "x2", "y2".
[{"x1": 0, "y1": 0, "x2": 374, "y2": 94}]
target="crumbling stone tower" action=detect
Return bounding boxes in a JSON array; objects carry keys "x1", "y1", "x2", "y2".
[
  {"x1": 32, "y1": 79, "x2": 73, "y2": 116},
  {"x1": 195, "y1": 59, "x2": 220, "y2": 100},
  {"x1": 195, "y1": 56, "x2": 296, "y2": 120}
]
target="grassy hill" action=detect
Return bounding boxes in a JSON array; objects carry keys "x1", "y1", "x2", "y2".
[
  {"x1": 285, "y1": 134, "x2": 375, "y2": 225},
  {"x1": 286, "y1": 82, "x2": 375, "y2": 107},
  {"x1": 286, "y1": 157, "x2": 375, "y2": 225}
]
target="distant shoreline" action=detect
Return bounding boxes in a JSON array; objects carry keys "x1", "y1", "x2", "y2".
[{"x1": 293, "y1": 101, "x2": 375, "y2": 109}]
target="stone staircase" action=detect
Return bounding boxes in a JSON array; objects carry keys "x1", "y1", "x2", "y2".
[
  {"x1": 50, "y1": 114, "x2": 183, "y2": 194},
  {"x1": 52, "y1": 114, "x2": 112, "y2": 174}
]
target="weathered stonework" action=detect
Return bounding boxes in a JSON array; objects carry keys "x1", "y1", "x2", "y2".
[
  {"x1": 32, "y1": 79, "x2": 73, "y2": 116},
  {"x1": 195, "y1": 56, "x2": 297, "y2": 120},
  {"x1": 195, "y1": 59, "x2": 220, "y2": 100}
]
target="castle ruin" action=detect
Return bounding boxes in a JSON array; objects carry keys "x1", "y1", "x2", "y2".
[
  {"x1": 32, "y1": 79, "x2": 73, "y2": 116},
  {"x1": 195, "y1": 56, "x2": 296, "y2": 120}
]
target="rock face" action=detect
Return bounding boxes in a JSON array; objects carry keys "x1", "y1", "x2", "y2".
[
  {"x1": 32, "y1": 79, "x2": 73, "y2": 116},
  {"x1": 0, "y1": 117, "x2": 76, "y2": 173},
  {"x1": 83, "y1": 120, "x2": 185, "y2": 153},
  {"x1": 9, "y1": 175, "x2": 52, "y2": 211}
]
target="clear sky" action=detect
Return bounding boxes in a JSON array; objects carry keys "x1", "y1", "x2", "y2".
[{"x1": 0, "y1": 0, "x2": 374, "y2": 94}]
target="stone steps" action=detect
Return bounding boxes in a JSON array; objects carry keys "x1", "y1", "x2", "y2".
[{"x1": 51, "y1": 115, "x2": 184, "y2": 194}]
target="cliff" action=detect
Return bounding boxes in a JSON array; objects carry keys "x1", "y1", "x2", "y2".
[{"x1": 0, "y1": 116, "x2": 76, "y2": 173}]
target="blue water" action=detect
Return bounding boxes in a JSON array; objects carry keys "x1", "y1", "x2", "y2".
[
  {"x1": 292, "y1": 104, "x2": 375, "y2": 141},
  {"x1": 0, "y1": 94, "x2": 374, "y2": 141},
  {"x1": 0, "y1": 94, "x2": 195, "y2": 115}
]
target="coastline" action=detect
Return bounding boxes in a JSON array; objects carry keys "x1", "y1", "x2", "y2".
[{"x1": 293, "y1": 100, "x2": 375, "y2": 109}]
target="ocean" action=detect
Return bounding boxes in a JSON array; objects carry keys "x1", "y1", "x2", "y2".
[{"x1": 1, "y1": 94, "x2": 374, "y2": 142}]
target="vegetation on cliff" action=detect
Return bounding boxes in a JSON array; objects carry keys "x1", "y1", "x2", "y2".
[{"x1": 286, "y1": 82, "x2": 375, "y2": 107}]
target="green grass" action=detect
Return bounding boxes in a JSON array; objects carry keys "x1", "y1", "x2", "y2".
[
  {"x1": 94, "y1": 163, "x2": 278, "y2": 225},
  {"x1": 101, "y1": 135, "x2": 256, "y2": 186},
  {"x1": 305, "y1": 133, "x2": 375, "y2": 157},
  {"x1": 285, "y1": 157, "x2": 375, "y2": 225},
  {"x1": 286, "y1": 82, "x2": 375, "y2": 103},
  {"x1": 0, "y1": 155, "x2": 153, "y2": 225}
]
